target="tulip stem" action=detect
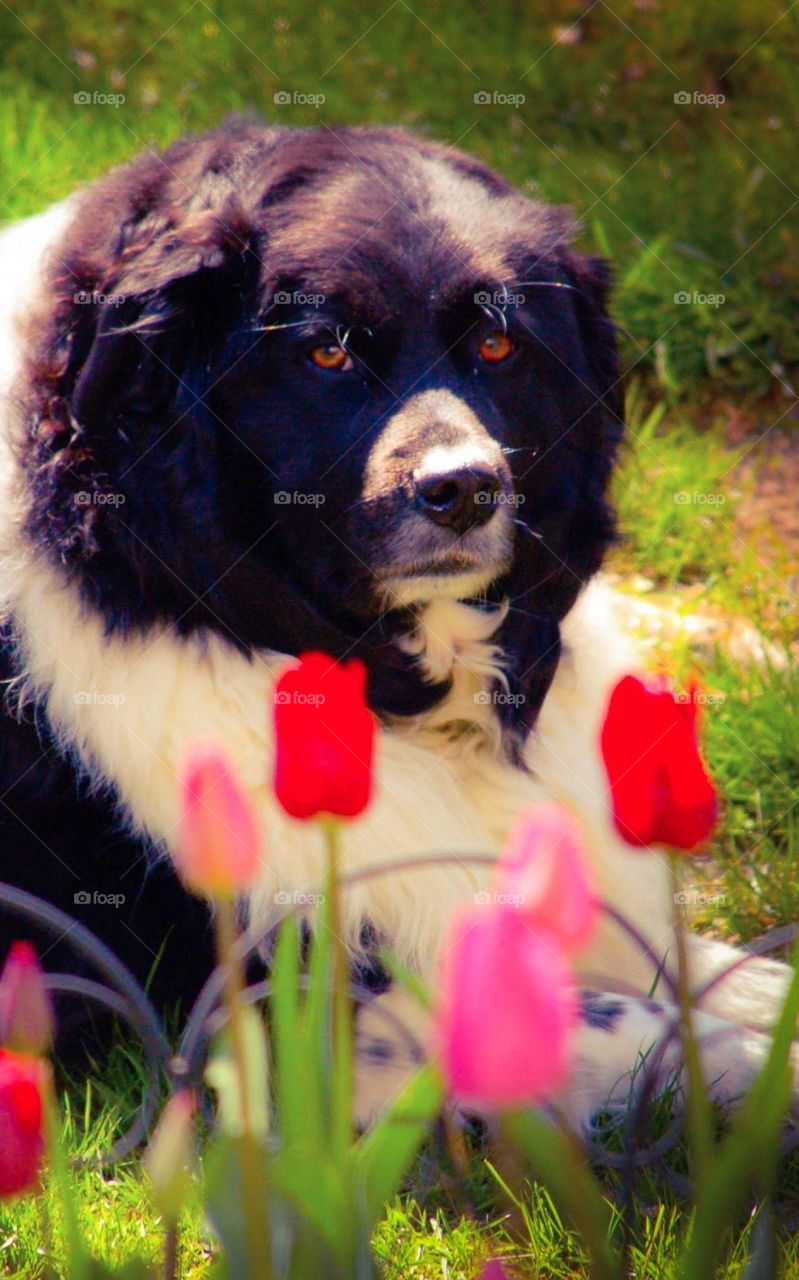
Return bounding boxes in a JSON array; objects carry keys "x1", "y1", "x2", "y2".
[
  {"x1": 42, "y1": 1066, "x2": 87, "y2": 1280},
  {"x1": 321, "y1": 817, "x2": 354, "y2": 1159},
  {"x1": 163, "y1": 1222, "x2": 178, "y2": 1280},
  {"x1": 215, "y1": 899, "x2": 272, "y2": 1280},
  {"x1": 669, "y1": 854, "x2": 711, "y2": 1184}
]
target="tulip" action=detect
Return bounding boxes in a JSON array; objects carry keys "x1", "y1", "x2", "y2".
[
  {"x1": 0, "y1": 1051, "x2": 45, "y2": 1197},
  {"x1": 273, "y1": 652, "x2": 375, "y2": 820},
  {"x1": 0, "y1": 942, "x2": 55, "y2": 1057},
  {"x1": 496, "y1": 804, "x2": 597, "y2": 951},
  {"x1": 437, "y1": 905, "x2": 575, "y2": 1109},
  {"x1": 143, "y1": 1090, "x2": 196, "y2": 1223},
  {"x1": 600, "y1": 674, "x2": 718, "y2": 851},
  {"x1": 176, "y1": 745, "x2": 261, "y2": 899},
  {"x1": 479, "y1": 1263, "x2": 513, "y2": 1280}
]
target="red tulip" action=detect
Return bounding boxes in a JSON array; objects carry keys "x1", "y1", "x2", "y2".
[
  {"x1": 496, "y1": 804, "x2": 597, "y2": 952},
  {"x1": 0, "y1": 942, "x2": 54, "y2": 1057},
  {"x1": 177, "y1": 745, "x2": 261, "y2": 899},
  {"x1": 600, "y1": 674, "x2": 718, "y2": 851},
  {"x1": 437, "y1": 905, "x2": 576, "y2": 1109},
  {"x1": 0, "y1": 1051, "x2": 45, "y2": 1198},
  {"x1": 273, "y1": 652, "x2": 375, "y2": 820}
]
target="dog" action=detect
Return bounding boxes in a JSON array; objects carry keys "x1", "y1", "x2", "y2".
[{"x1": 0, "y1": 116, "x2": 793, "y2": 1124}]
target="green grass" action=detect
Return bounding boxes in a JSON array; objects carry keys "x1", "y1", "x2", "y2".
[
  {"x1": 2, "y1": 0, "x2": 799, "y2": 404},
  {"x1": 2, "y1": 0, "x2": 799, "y2": 1274}
]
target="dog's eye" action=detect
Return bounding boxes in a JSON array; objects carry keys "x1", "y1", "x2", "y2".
[
  {"x1": 309, "y1": 344, "x2": 353, "y2": 372},
  {"x1": 478, "y1": 332, "x2": 515, "y2": 363}
]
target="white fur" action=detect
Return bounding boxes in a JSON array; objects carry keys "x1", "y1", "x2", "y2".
[{"x1": 0, "y1": 205, "x2": 793, "y2": 1126}]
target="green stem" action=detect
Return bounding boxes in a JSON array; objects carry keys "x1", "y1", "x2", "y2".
[
  {"x1": 215, "y1": 898, "x2": 272, "y2": 1280},
  {"x1": 42, "y1": 1065, "x2": 87, "y2": 1279},
  {"x1": 321, "y1": 818, "x2": 354, "y2": 1161},
  {"x1": 669, "y1": 854, "x2": 711, "y2": 1184},
  {"x1": 163, "y1": 1220, "x2": 178, "y2": 1280}
]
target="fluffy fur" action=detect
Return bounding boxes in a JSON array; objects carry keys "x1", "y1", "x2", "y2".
[{"x1": 0, "y1": 119, "x2": 794, "y2": 1123}]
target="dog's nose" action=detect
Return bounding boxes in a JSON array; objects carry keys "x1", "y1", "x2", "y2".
[{"x1": 414, "y1": 466, "x2": 502, "y2": 535}]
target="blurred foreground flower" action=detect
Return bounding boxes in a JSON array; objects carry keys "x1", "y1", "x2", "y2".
[
  {"x1": 437, "y1": 906, "x2": 576, "y2": 1108},
  {"x1": 0, "y1": 1051, "x2": 45, "y2": 1198},
  {"x1": 273, "y1": 651, "x2": 375, "y2": 819},
  {"x1": 0, "y1": 941, "x2": 54, "y2": 1057},
  {"x1": 478, "y1": 1262, "x2": 513, "y2": 1279},
  {"x1": 497, "y1": 803, "x2": 597, "y2": 951},
  {"x1": 600, "y1": 674, "x2": 718, "y2": 851},
  {"x1": 177, "y1": 745, "x2": 261, "y2": 899},
  {"x1": 144, "y1": 1090, "x2": 197, "y2": 1223}
]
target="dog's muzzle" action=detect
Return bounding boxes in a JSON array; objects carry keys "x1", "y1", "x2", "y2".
[{"x1": 361, "y1": 389, "x2": 515, "y2": 601}]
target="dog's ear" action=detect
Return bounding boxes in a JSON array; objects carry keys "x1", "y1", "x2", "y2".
[
  {"x1": 565, "y1": 251, "x2": 624, "y2": 437},
  {"x1": 70, "y1": 202, "x2": 255, "y2": 432},
  {"x1": 26, "y1": 194, "x2": 260, "y2": 581},
  {"x1": 488, "y1": 247, "x2": 623, "y2": 759}
]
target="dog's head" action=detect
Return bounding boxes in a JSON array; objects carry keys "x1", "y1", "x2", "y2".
[{"x1": 22, "y1": 118, "x2": 622, "y2": 745}]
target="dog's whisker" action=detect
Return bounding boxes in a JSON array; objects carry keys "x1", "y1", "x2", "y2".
[
  {"x1": 514, "y1": 280, "x2": 585, "y2": 295},
  {"x1": 513, "y1": 517, "x2": 544, "y2": 540},
  {"x1": 479, "y1": 302, "x2": 508, "y2": 333},
  {"x1": 249, "y1": 319, "x2": 315, "y2": 333}
]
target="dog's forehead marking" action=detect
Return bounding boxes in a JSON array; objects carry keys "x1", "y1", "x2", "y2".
[{"x1": 265, "y1": 150, "x2": 520, "y2": 292}]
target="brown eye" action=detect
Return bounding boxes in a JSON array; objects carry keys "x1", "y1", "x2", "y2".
[
  {"x1": 309, "y1": 344, "x2": 353, "y2": 371},
  {"x1": 478, "y1": 332, "x2": 515, "y2": 363}
]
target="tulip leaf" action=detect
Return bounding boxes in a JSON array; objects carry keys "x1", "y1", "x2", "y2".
[
  {"x1": 503, "y1": 1110, "x2": 622, "y2": 1280},
  {"x1": 271, "y1": 917, "x2": 325, "y2": 1153},
  {"x1": 204, "y1": 1135, "x2": 272, "y2": 1280},
  {"x1": 741, "y1": 1203, "x2": 777, "y2": 1280},
  {"x1": 270, "y1": 1141, "x2": 354, "y2": 1264},
  {"x1": 677, "y1": 944, "x2": 799, "y2": 1280},
  {"x1": 205, "y1": 1005, "x2": 271, "y2": 1141},
  {"x1": 351, "y1": 1063, "x2": 443, "y2": 1224},
  {"x1": 302, "y1": 893, "x2": 334, "y2": 1120}
]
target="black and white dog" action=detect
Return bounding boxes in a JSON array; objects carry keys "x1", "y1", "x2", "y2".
[{"x1": 0, "y1": 117, "x2": 792, "y2": 1122}]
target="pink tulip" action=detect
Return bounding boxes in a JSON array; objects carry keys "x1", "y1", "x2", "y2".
[
  {"x1": 496, "y1": 804, "x2": 597, "y2": 952},
  {"x1": 0, "y1": 943, "x2": 54, "y2": 1057},
  {"x1": 437, "y1": 905, "x2": 576, "y2": 1109},
  {"x1": 176, "y1": 745, "x2": 261, "y2": 900},
  {"x1": 479, "y1": 1263, "x2": 513, "y2": 1280}
]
